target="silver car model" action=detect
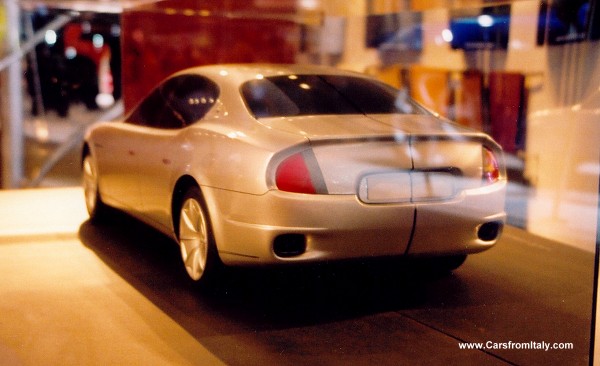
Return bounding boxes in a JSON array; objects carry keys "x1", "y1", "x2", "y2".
[{"x1": 82, "y1": 64, "x2": 506, "y2": 285}]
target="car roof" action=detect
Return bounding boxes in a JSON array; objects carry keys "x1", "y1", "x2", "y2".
[
  {"x1": 162, "y1": 63, "x2": 403, "y2": 126},
  {"x1": 166, "y1": 64, "x2": 380, "y2": 120},
  {"x1": 173, "y1": 63, "x2": 369, "y2": 82}
]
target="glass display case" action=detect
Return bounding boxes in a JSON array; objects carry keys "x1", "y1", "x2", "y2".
[{"x1": 1, "y1": 0, "x2": 599, "y2": 364}]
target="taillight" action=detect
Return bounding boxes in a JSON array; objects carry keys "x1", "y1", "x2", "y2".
[
  {"x1": 275, "y1": 150, "x2": 327, "y2": 194},
  {"x1": 482, "y1": 146, "x2": 500, "y2": 183}
]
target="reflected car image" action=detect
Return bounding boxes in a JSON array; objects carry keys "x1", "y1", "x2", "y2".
[{"x1": 82, "y1": 64, "x2": 507, "y2": 285}]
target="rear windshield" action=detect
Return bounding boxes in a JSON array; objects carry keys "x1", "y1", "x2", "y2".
[{"x1": 240, "y1": 75, "x2": 426, "y2": 118}]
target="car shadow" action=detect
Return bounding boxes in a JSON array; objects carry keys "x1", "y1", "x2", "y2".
[{"x1": 78, "y1": 211, "x2": 473, "y2": 335}]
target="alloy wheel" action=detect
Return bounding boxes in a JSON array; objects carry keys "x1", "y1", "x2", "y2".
[
  {"x1": 82, "y1": 155, "x2": 98, "y2": 215},
  {"x1": 179, "y1": 197, "x2": 209, "y2": 281}
]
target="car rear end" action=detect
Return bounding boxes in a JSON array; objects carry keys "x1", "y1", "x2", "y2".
[
  {"x1": 207, "y1": 127, "x2": 505, "y2": 266},
  {"x1": 270, "y1": 131, "x2": 506, "y2": 255},
  {"x1": 208, "y1": 66, "x2": 506, "y2": 265}
]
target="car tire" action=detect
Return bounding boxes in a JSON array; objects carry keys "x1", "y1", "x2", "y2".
[
  {"x1": 177, "y1": 186, "x2": 220, "y2": 286},
  {"x1": 82, "y1": 153, "x2": 110, "y2": 222},
  {"x1": 430, "y1": 254, "x2": 468, "y2": 273},
  {"x1": 411, "y1": 254, "x2": 468, "y2": 275}
]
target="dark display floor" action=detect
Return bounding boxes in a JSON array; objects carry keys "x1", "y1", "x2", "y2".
[{"x1": 0, "y1": 188, "x2": 594, "y2": 365}]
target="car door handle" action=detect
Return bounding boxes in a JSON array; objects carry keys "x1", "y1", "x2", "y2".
[
  {"x1": 162, "y1": 158, "x2": 171, "y2": 165},
  {"x1": 128, "y1": 150, "x2": 135, "y2": 156}
]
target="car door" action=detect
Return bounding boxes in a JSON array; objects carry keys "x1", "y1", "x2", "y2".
[
  {"x1": 92, "y1": 122, "x2": 144, "y2": 212},
  {"x1": 131, "y1": 74, "x2": 220, "y2": 230},
  {"x1": 94, "y1": 85, "x2": 174, "y2": 213},
  {"x1": 127, "y1": 127, "x2": 179, "y2": 231}
]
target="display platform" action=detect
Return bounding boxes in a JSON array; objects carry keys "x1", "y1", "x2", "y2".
[
  {"x1": 0, "y1": 187, "x2": 224, "y2": 365},
  {"x1": 0, "y1": 187, "x2": 594, "y2": 365}
]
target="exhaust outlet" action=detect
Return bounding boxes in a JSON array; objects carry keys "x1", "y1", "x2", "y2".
[
  {"x1": 478, "y1": 221, "x2": 503, "y2": 242},
  {"x1": 273, "y1": 234, "x2": 307, "y2": 257}
]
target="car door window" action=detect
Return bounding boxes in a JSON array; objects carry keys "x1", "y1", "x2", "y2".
[
  {"x1": 126, "y1": 74, "x2": 220, "y2": 129},
  {"x1": 127, "y1": 88, "x2": 182, "y2": 128}
]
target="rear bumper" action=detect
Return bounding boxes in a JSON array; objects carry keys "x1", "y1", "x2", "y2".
[
  {"x1": 203, "y1": 187, "x2": 415, "y2": 265},
  {"x1": 409, "y1": 182, "x2": 507, "y2": 256},
  {"x1": 202, "y1": 180, "x2": 506, "y2": 266}
]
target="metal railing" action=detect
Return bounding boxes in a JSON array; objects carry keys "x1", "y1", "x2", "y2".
[
  {"x1": 26, "y1": 101, "x2": 123, "y2": 187},
  {"x1": 0, "y1": 8, "x2": 125, "y2": 188},
  {"x1": 1, "y1": 8, "x2": 77, "y2": 188}
]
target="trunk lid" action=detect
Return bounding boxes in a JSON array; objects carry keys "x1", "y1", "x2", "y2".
[
  {"x1": 263, "y1": 114, "x2": 499, "y2": 200},
  {"x1": 258, "y1": 113, "x2": 473, "y2": 140}
]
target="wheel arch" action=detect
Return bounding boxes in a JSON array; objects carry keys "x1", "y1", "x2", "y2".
[{"x1": 171, "y1": 175, "x2": 201, "y2": 238}]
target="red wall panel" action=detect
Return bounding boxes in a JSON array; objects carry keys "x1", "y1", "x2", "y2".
[
  {"x1": 455, "y1": 70, "x2": 483, "y2": 131},
  {"x1": 489, "y1": 71, "x2": 525, "y2": 153},
  {"x1": 121, "y1": 0, "x2": 299, "y2": 112}
]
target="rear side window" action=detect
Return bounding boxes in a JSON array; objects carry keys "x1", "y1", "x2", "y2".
[
  {"x1": 127, "y1": 74, "x2": 220, "y2": 129},
  {"x1": 240, "y1": 75, "x2": 425, "y2": 118}
]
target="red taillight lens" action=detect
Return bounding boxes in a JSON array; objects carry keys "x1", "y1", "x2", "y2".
[
  {"x1": 275, "y1": 151, "x2": 326, "y2": 194},
  {"x1": 482, "y1": 147, "x2": 500, "y2": 183}
]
